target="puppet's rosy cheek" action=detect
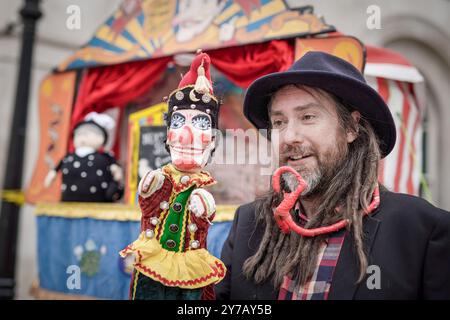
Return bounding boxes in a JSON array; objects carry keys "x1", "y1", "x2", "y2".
[
  {"x1": 167, "y1": 130, "x2": 176, "y2": 143},
  {"x1": 200, "y1": 133, "x2": 211, "y2": 145}
]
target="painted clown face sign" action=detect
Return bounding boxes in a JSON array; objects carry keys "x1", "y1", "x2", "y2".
[{"x1": 167, "y1": 108, "x2": 214, "y2": 172}]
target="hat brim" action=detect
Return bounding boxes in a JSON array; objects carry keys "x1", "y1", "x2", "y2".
[{"x1": 243, "y1": 70, "x2": 396, "y2": 158}]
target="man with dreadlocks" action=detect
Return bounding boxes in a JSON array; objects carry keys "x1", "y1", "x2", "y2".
[{"x1": 216, "y1": 51, "x2": 450, "y2": 300}]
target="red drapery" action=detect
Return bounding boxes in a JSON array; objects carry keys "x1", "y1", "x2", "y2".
[
  {"x1": 69, "y1": 56, "x2": 171, "y2": 155},
  {"x1": 208, "y1": 39, "x2": 295, "y2": 88}
]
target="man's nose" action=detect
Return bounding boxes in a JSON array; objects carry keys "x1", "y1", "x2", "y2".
[
  {"x1": 178, "y1": 126, "x2": 194, "y2": 145},
  {"x1": 282, "y1": 121, "x2": 304, "y2": 145}
]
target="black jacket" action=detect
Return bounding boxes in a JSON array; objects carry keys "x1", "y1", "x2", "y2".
[{"x1": 216, "y1": 191, "x2": 450, "y2": 300}]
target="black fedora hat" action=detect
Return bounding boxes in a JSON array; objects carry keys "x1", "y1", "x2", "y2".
[{"x1": 243, "y1": 51, "x2": 396, "y2": 157}]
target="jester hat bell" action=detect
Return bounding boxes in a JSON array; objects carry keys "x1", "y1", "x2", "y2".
[{"x1": 167, "y1": 52, "x2": 220, "y2": 129}]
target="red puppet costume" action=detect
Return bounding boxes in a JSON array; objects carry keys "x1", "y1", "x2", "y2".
[{"x1": 120, "y1": 52, "x2": 226, "y2": 300}]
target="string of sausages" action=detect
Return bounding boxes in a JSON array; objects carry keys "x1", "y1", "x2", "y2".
[{"x1": 272, "y1": 166, "x2": 380, "y2": 237}]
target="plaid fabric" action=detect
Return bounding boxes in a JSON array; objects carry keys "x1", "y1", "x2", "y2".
[{"x1": 278, "y1": 228, "x2": 346, "y2": 300}]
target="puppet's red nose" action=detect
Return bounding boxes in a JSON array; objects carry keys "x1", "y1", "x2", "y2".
[{"x1": 178, "y1": 126, "x2": 194, "y2": 145}]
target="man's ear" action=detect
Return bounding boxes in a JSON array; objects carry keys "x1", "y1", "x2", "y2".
[{"x1": 346, "y1": 111, "x2": 361, "y2": 143}]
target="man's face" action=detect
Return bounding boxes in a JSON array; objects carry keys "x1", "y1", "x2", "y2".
[
  {"x1": 269, "y1": 85, "x2": 356, "y2": 196},
  {"x1": 167, "y1": 109, "x2": 214, "y2": 172}
]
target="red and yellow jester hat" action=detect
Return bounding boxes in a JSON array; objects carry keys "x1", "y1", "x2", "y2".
[{"x1": 167, "y1": 51, "x2": 220, "y2": 129}]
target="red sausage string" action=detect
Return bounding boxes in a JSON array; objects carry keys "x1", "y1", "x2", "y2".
[{"x1": 272, "y1": 166, "x2": 380, "y2": 237}]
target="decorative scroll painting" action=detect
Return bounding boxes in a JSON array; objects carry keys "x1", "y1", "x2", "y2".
[{"x1": 58, "y1": 0, "x2": 334, "y2": 71}]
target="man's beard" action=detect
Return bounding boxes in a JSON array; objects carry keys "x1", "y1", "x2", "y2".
[{"x1": 280, "y1": 142, "x2": 347, "y2": 198}]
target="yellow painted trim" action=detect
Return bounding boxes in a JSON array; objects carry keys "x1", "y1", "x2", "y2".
[
  {"x1": 96, "y1": 25, "x2": 135, "y2": 51},
  {"x1": 128, "y1": 102, "x2": 167, "y2": 123},
  {"x1": 126, "y1": 19, "x2": 155, "y2": 54},
  {"x1": 129, "y1": 121, "x2": 140, "y2": 204},
  {"x1": 35, "y1": 202, "x2": 141, "y2": 221},
  {"x1": 34, "y1": 202, "x2": 236, "y2": 222},
  {"x1": 1, "y1": 189, "x2": 25, "y2": 205}
]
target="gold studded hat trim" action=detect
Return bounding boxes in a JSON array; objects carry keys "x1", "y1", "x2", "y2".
[
  {"x1": 168, "y1": 85, "x2": 219, "y2": 105},
  {"x1": 166, "y1": 85, "x2": 220, "y2": 129}
]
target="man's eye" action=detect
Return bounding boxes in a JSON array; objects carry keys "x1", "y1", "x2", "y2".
[
  {"x1": 303, "y1": 114, "x2": 315, "y2": 121},
  {"x1": 271, "y1": 120, "x2": 284, "y2": 128},
  {"x1": 192, "y1": 115, "x2": 211, "y2": 130},
  {"x1": 170, "y1": 113, "x2": 186, "y2": 129}
]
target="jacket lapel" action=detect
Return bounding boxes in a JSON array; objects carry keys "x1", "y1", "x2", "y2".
[{"x1": 327, "y1": 214, "x2": 381, "y2": 299}]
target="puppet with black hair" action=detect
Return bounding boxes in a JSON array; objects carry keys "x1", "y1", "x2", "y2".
[
  {"x1": 120, "y1": 52, "x2": 225, "y2": 300},
  {"x1": 44, "y1": 112, "x2": 124, "y2": 202}
]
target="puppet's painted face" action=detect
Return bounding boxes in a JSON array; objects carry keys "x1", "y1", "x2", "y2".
[
  {"x1": 167, "y1": 109, "x2": 214, "y2": 172},
  {"x1": 73, "y1": 124, "x2": 105, "y2": 150}
]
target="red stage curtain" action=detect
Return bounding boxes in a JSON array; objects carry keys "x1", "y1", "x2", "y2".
[
  {"x1": 208, "y1": 40, "x2": 294, "y2": 88},
  {"x1": 69, "y1": 56, "x2": 171, "y2": 154}
]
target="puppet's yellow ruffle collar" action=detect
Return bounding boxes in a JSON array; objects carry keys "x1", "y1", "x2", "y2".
[{"x1": 120, "y1": 232, "x2": 226, "y2": 289}]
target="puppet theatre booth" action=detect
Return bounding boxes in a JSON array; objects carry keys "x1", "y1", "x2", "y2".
[{"x1": 26, "y1": 0, "x2": 426, "y2": 299}]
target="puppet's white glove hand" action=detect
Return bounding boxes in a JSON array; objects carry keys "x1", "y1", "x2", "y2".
[
  {"x1": 138, "y1": 169, "x2": 165, "y2": 198},
  {"x1": 44, "y1": 170, "x2": 57, "y2": 188},
  {"x1": 188, "y1": 188, "x2": 216, "y2": 219}
]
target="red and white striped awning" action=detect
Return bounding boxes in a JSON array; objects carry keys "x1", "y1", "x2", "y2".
[
  {"x1": 365, "y1": 45, "x2": 426, "y2": 197},
  {"x1": 365, "y1": 45, "x2": 424, "y2": 83}
]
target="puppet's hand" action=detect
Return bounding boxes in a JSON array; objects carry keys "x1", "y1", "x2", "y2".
[
  {"x1": 138, "y1": 169, "x2": 165, "y2": 198},
  {"x1": 188, "y1": 189, "x2": 216, "y2": 219},
  {"x1": 110, "y1": 164, "x2": 123, "y2": 182},
  {"x1": 44, "y1": 170, "x2": 57, "y2": 188}
]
